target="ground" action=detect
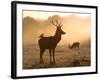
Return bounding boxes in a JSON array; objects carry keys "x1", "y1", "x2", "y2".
[{"x1": 23, "y1": 44, "x2": 90, "y2": 69}]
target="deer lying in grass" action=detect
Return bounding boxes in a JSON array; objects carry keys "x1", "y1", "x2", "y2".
[
  {"x1": 68, "y1": 42, "x2": 80, "y2": 50},
  {"x1": 38, "y1": 15, "x2": 66, "y2": 64}
]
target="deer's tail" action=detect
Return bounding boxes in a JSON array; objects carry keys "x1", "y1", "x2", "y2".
[{"x1": 39, "y1": 34, "x2": 44, "y2": 38}]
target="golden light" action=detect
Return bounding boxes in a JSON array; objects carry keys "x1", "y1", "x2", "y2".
[{"x1": 23, "y1": 11, "x2": 91, "y2": 46}]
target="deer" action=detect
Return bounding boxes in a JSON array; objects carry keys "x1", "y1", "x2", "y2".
[
  {"x1": 38, "y1": 15, "x2": 66, "y2": 64},
  {"x1": 68, "y1": 42, "x2": 80, "y2": 50}
]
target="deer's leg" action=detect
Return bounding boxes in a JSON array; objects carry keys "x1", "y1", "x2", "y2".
[
  {"x1": 77, "y1": 46, "x2": 79, "y2": 50},
  {"x1": 53, "y1": 49, "x2": 56, "y2": 64},
  {"x1": 78, "y1": 46, "x2": 80, "y2": 50},
  {"x1": 40, "y1": 50, "x2": 42, "y2": 64},
  {"x1": 40, "y1": 49, "x2": 45, "y2": 64},
  {"x1": 49, "y1": 49, "x2": 52, "y2": 64}
]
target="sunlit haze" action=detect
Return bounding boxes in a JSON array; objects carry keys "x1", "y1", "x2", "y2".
[{"x1": 23, "y1": 10, "x2": 91, "y2": 46}]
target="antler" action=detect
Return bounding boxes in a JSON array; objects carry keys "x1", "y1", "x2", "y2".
[
  {"x1": 56, "y1": 19, "x2": 62, "y2": 27},
  {"x1": 48, "y1": 15, "x2": 62, "y2": 27},
  {"x1": 48, "y1": 16, "x2": 57, "y2": 26}
]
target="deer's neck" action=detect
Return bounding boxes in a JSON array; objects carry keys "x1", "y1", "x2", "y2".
[
  {"x1": 69, "y1": 46, "x2": 72, "y2": 49},
  {"x1": 54, "y1": 32, "x2": 61, "y2": 43}
]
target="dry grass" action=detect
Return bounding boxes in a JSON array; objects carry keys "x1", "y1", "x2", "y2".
[{"x1": 23, "y1": 45, "x2": 90, "y2": 69}]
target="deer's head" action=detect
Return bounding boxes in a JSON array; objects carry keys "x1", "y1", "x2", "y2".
[
  {"x1": 56, "y1": 24, "x2": 66, "y2": 35},
  {"x1": 49, "y1": 15, "x2": 66, "y2": 36}
]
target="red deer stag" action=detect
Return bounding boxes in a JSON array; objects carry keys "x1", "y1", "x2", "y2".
[
  {"x1": 38, "y1": 15, "x2": 66, "y2": 64},
  {"x1": 68, "y1": 42, "x2": 80, "y2": 50}
]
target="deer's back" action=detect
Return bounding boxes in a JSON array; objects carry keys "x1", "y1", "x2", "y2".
[
  {"x1": 72, "y1": 42, "x2": 80, "y2": 47},
  {"x1": 38, "y1": 36, "x2": 58, "y2": 49}
]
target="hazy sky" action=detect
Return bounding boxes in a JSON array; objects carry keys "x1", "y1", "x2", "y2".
[
  {"x1": 23, "y1": 10, "x2": 91, "y2": 46},
  {"x1": 23, "y1": 10, "x2": 90, "y2": 19}
]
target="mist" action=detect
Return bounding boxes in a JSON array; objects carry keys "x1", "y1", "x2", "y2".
[{"x1": 23, "y1": 12, "x2": 91, "y2": 46}]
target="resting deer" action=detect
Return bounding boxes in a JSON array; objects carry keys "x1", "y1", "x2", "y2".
[
  {"x1": 38, "y1": 15, "x2": 66, "y2": 64},
  {"x1": 68, "y1": 42, "x2": 80, "y2": 50}
]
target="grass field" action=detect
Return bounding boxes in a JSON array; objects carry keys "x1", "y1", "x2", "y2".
[{"x1": 23, "y1": 44, "x2": 91, "y2": 69}]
